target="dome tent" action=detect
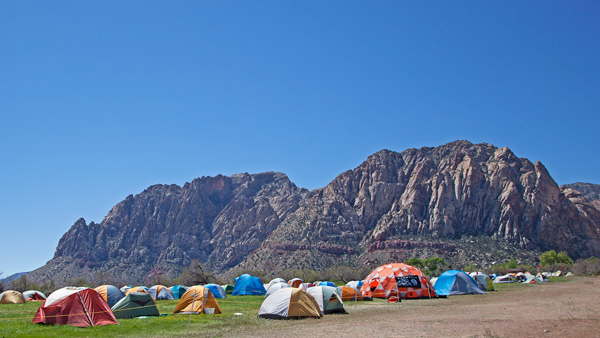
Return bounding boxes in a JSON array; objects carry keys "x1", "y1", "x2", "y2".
[
  {"x1": 33, "y1": 287, "x2": 118, "y2": 327},
  {"x1": 170, "y1": 285, "x2": 189, "y2": 299},
  {"x1": 265, "y1": 282, "x2": 291, "y2": 298},
  {"x1": 434, "y1": 270, "x2": 486, "y2": 296},
  {"x1": 469, "y1": 272, "x2": 494, "y2": 291},
  {"x1": 266, "y1": 278, "x2": 287, "y2": 290},
  {"x1": 307, "y1": 286, "x2": 346, "y2": 314},
  {"x1": 94, "y1": 285, "x2": 125, "y2": 307},
  {"x1": 0, "y1": 290, "x2": 25, "y2": 304},
  {"x1": 111, "y1": 292, "x2": 159, "y2": 319},
  {"x1": 336, "y1": 286, "x2": 363, "y2": 301},
  {"x1": 204, "y1": 284, "x2": 227, "y2": 298},
  {"x1": 259, "y1": 288, "x2": 322, "y2": 320},
  {"x1": 23, "y1": 290, "x2": 46, "y2": 302},
  {"x1": 360, "y1": 262, "x2": 437, "y2": 299},
  {"x1": 232, "y1": 274, "x2": 266, "y2": 296},
  {"x1": 148, "y1": 285, "x2": 175, "y2": 300},
  {"x1": 174, "y1": 286, "x2": 222, "y2": 315}
]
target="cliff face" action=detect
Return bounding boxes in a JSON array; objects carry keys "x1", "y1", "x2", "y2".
[
  {"x1": 562, "y1": 183, "x2": 600, "y2": 211},
  {"x1": 29, "y1": 172, "x2": 309, "y2": 283},
  {"x1": 234, "y1": 141, "x2": 600, "y2": 274},
  {"x1": 28, "y1": 141, "x2": 600, "y2": 284}
]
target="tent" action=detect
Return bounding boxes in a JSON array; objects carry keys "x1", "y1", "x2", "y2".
[
  {"x1": 265, "y1": 282, "x2": 291, "y2": 298},
  {"x1": 94, "y1": 285, "x2": 125, "y2": 308},
  {"x1": 522, "y1": 274, "x2": 544, "y2": 284},
  {"x1": 493, "y1": 274, "x2": 515, "y2": 283},
  {"x1": 434, "y1": 270, "x2": 486, "y2": 296},
  {"x1": 0, "y1": 290, "x2": 25, "y2": 304},
  {"x1": 307, "y1": 286, "x2": 346, "y2": 314},
  {"x1": 222, "y1": 284, "x2": 234, "y2": 294},
  {"x1": 111, "y1": 292, "x2": 160, "y2": 319},
  {"x1": 469, "y1": 272, "x2": 494, "y2": 291},
  {"x1": 173, "y1": 286, "x2": 222, "y2": 315},
  {"x1": 316, "y1": 281, "x2": 336, "y2": 287},
  {"x1": 299, "y1": 283, "x2": 312, "y2": 291},
  {"x1": 266, "y1": 278, "x2": 287, "y2": 290},
  {"x1": 23, "y1": 290, "x2": 46, "y2": 302},
  {"x1": 32, "y1": 287, "x2": 118, "y2": 327},
  {"x1": 360, "y1": 262, "x2": 437, "y2": 299},
  {"x1": 346, "y1": 281, "x2": 363, "y2": 291},
  {"x1": 126, "y1": 286, "x2": 149, "y2": 295},
  {"x1": 288, "y1": 278, "x2": 304, "y2": 288},
  {"x1": 336, "y1": 286, "x2": 363, "y2": 301},
  {"x1": 259, "y1": 288, "x2": 323, "y2": 320},
  {"x1": 232, "y1": 274, "x2": 266, "y2": 296},
  {"x1": 170, "y1": 285, "x2": 189, "y2": 299},
  {"x1": 148, "y1": 285, "x2": 174, "y2": 300},
  {"x1": 204, "y1": 284, "x2": 226, "y2": 298}
]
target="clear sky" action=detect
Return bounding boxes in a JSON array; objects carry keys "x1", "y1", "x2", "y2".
[{"x1": 1, "y1": 1, "x2": 599, "y2": 278}]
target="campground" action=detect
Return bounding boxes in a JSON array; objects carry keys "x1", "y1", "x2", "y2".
[{"x1": 1, "y1": 276, "x2": 599, "y2": 337}]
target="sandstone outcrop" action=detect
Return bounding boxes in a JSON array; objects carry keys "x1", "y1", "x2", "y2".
[{"x1": 28, "y1": 141, "x2": 600, "y2": 284}]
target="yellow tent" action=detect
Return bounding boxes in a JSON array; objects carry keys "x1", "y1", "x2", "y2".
[
  {"x1": 173, "y1": 286, "x2": 222, "y2": 314},
  {"x1": 0, "y1": 290, "x2": 25, "y2": 304}
]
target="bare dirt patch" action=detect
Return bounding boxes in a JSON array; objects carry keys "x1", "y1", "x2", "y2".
[{"x1": 223, "y1": 276, "x2": 600, "y2": 338}]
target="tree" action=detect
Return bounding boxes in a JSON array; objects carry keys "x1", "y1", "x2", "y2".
[
  {"x1": 179, "y1": 260, "x2": 217, "y2": 285},
  {"x1": 506, "y1": 260, "x2": 519, "y2": 269},
  {"x1": 540, "y1": 250, "x2": 573, "y2": 266},
  {"x1": 406, "y1": 258, "x2": 424, "y2": 269}
]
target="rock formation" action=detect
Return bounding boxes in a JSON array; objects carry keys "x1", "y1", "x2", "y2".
[{"x1": 27, "y1": 141, "x2": 600, "y2": 284}]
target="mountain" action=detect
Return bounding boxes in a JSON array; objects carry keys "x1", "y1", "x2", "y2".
[
  {"x1": 28, "y1": 172, "x2": 310, "y2": 284},
  {"x1": 561, "y1": 183, "x2": 600, "y2": 210},
  {"x1": 27, "y1": 141, "x2": 600, "y2": 284},
  {"x1": 233, "y1": 141, "x2": 600, "y2": 275},
  {"x1": 1, "y1": 272, "x2": 29, "y2": 283}
]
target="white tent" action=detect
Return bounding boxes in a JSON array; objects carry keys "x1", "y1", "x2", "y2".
[
  {"x1": 258, "y1": 288, "x2": 322, "y2": 320},
  {"x1": 306, "y1": 286, "x2": 346, "y2": 314},
  {"x1": 266, "y1": 278, "x2": 287, "y2": 291},
  {"x1": 265, "y1": 282, "x2": 291, "y2": 298}
]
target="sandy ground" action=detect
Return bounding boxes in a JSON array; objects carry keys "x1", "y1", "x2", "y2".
[{"x1": 229, "y1": 276, "x2": 600, "y2": 338}]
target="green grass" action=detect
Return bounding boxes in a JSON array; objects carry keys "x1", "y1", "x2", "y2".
[{"x1": 0, "y1": 295, "x2": 290, "y2": 338}]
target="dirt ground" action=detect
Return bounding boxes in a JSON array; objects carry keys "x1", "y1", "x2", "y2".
[{"x1": 231, "y1": 276, "x2": 600, "y2": 338}]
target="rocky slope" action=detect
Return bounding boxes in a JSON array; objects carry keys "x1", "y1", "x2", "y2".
[
  {"x1": 28, "y1": 172, "x2": 310, "y2": 284},
  {"x1": 28, "y1": 141, "x2": 600, "y2": 284},
  {"x1": 562, "y1": 182, "x2": 600, "y2": 210},
  {"x1": 234, "y1": 141, "x2": 600, "y2": 275}
]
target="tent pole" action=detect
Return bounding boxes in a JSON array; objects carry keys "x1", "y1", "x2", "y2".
[{"x1": 187, "y1": 292, "x2": 197, "y2": 335}]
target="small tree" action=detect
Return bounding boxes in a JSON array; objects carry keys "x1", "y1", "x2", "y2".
[
  {"x1": 540, "y1": 250, "x2": 573, "y2": 271},
  {"x1": 179, "y1": 260, "x2": 217, "y2": 285},
  {"x1": 406, "y1": 258, "x2": 424, "y2": 269}
]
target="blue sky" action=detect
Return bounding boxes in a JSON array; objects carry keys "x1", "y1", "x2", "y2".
[{"x1": 1, "y1": 1, "x2": 599, "y2": 278}]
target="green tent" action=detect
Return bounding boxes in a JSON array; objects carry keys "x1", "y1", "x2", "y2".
[
  {"x1": 222, "y1": 284, "x2": 234, "y2": 294},
  {"x1": 111, "y1": 292, "x2": 159, "y2": 319}
]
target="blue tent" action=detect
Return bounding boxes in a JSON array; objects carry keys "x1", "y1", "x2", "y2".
[
  {"x1": 232, "y1": 274, "x2": 266, "y2": 296},
  {"x1": 169, "y1": 285, "x2": 188, "y2": 299},
  {"x1": 205, "y1": 284, "x2": 227, "y2": 298},
  {"x1": 434, "y1": 270, "x2": 486, "y2": 296},
  {"x1": 318, "y1": 281, "x2": 335, "y2": 287}
]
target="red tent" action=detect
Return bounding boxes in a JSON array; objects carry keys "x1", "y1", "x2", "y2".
[{"x1": 33, "y1": 288, "x2": 118, "y2": 327}]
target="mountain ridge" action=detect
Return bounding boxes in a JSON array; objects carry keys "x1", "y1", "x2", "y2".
[{"x1": 26, "y1": 141, "x2": 600, "y2": 284}]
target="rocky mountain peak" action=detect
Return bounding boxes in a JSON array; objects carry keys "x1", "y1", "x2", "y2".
[{"x1": 27, "y1": 141, "x2": 600, "y2": 284}]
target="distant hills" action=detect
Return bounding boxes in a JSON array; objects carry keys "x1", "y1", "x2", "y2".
[
  {"x1": 26, "y1": 141, "x2": 600, "y2": 285},
  {"x1": 1, "y1": 272, "x2": 29, "y2": 283}
]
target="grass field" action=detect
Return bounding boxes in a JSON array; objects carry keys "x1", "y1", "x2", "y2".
[
  {"x1": 0, "y1": 277, "x2": 591, "y2": 338},
  {"x1": 0, "y1": 293, "x2": 380, "y2": 338}
]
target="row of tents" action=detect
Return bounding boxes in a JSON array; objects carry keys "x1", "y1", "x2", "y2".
[{"x1": 1, "y1": 263, "x2": 565, "y2": 327}]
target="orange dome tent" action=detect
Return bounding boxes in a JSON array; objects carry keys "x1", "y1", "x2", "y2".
[{"x1": 360, "y1": 262, "x2": 436, "y2": 299}]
